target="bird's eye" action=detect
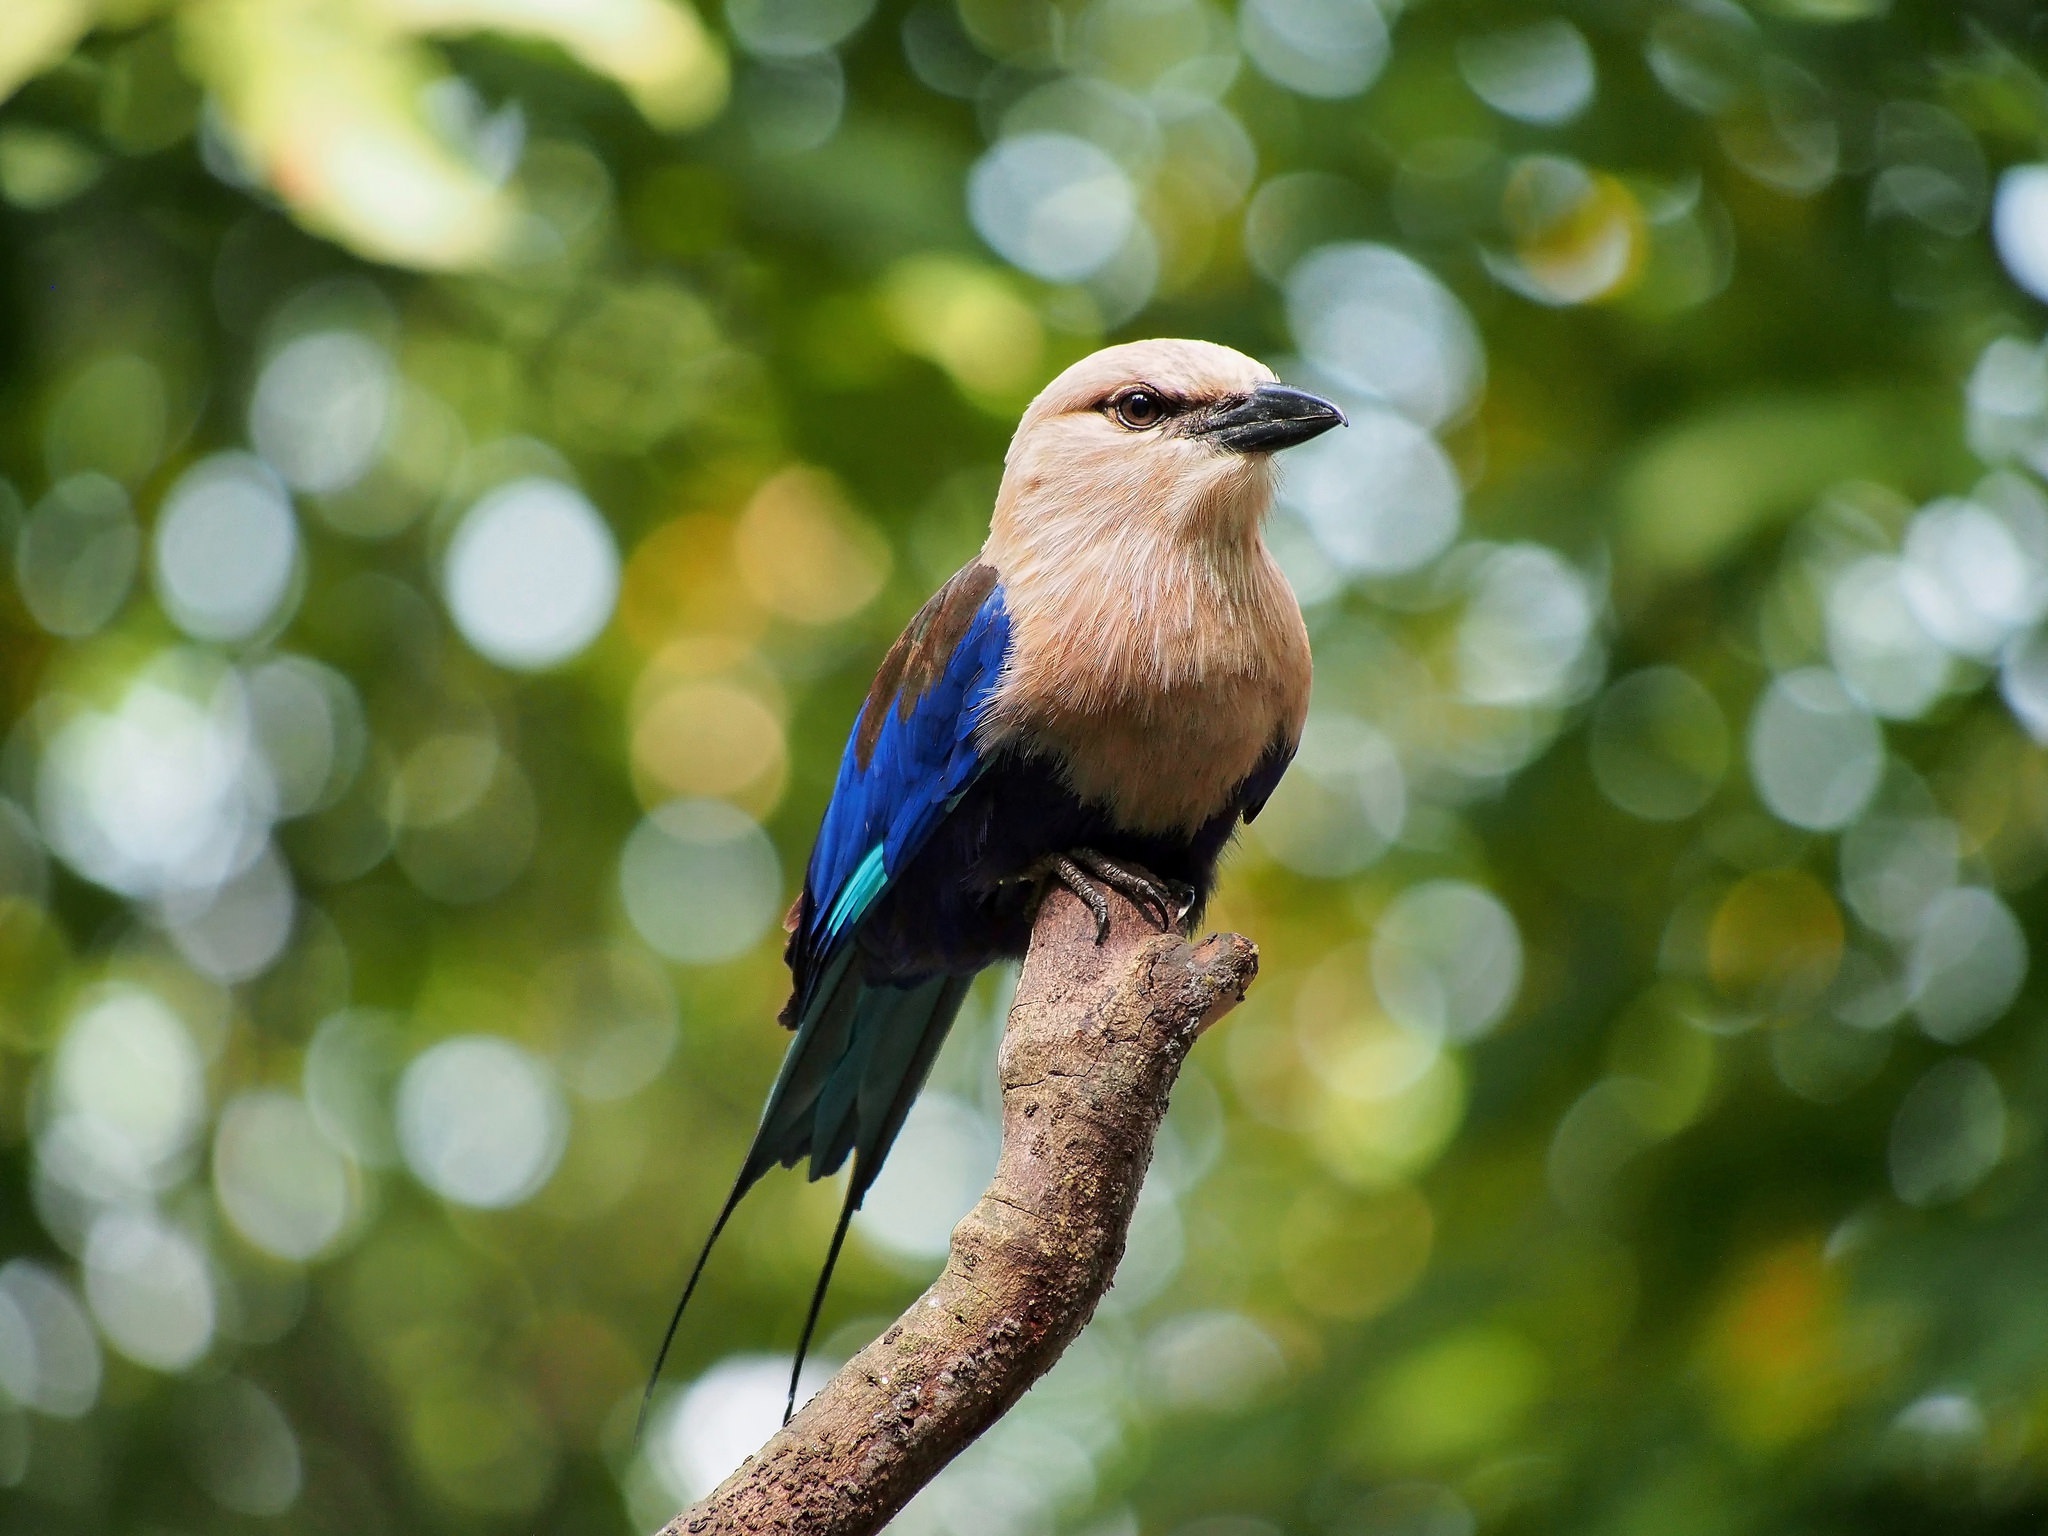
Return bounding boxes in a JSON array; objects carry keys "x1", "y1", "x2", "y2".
[{"x1": 1112, "y1": 388, "x2": 1166, "y2": 430}]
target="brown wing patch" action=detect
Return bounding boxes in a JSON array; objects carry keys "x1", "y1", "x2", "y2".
[{"x1": 854, "y1": 561, "x2": 999, "y2": 770}]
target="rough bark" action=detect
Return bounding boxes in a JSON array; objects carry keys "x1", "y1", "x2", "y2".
[{"x1": 657, "y1": 887, "x2": 1259, "y2": 1536}]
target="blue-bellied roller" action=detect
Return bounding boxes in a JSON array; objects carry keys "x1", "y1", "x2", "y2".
[{"x1": 644, "y1": 339, "x2": 1345, "y2": 1428}]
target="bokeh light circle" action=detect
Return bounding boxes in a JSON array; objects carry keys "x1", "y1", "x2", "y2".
[
  {"x1": 37, "y1": 657, "x2": 276, "y2": 900},
  {"x1": 1285, "y1": 243, "x2": 1485, "y2": 428},
  {"x1": 855, "y1": 1091, "x2": 998, "y2": 1263},
  {"x1": 967, "y1": 133, "x2": 1137, "y2": 284},
  {"x1": 245, "y1": 654, "x2": 365, "y2": 818},
  {"x1": 1825, "y1": 555, "x2": 1952, "y2": 720},
  {"x1": 1279, "y1": 408, "x2": 1461, "y2": 578},
  {"x1": 249, "y1": 330, "x2": 393, "y2": 496},
  {"x1": 1456, "y1": 544, "x2": 1597, "y2": 708},
  {"x1": 1589, "y1": 666, "x2": 1728, "y2": 821},
  {"x1": 1372, "y1": 881, "x2": 1522, "y2": 1043},
  {"x1": 1992, "y1": 164, "x2": 2048, "y2": 304},
  {"x1": 619, "y1": 799, "x2": 783, "y2": 965},
  {"x1": 212, "y1": 1090, "x2": 352, "y2": 1262},
  {"x1": 188, "y1": 1376, "x2": 304, "y2": 1516},
  {"x1": 1143, "y1": 1309, "x2": 1287, "y2": 1414},
  {"x1": 45, "y1": 986, "x2": 206, "y2": 1201},
  {"x1": 1251, "y1": 712, "x2": 1406, "y2": 876},
  {"x1": 1889, "y1": 1058, "x2": 2005, "y2": 1207},
  {"x1": 0, "y1": 1261, "x2": 101, "y2": 1418},
  {"x1": 163, "y1": 843, "x2": 297, "y2": 983},
  {"x1": 1840, "y1": 813, "x2": 1959, "y2": 940},
  {"x1": 395, "y1": 1035, "x2": 567, "y2": 1209},
  {"x1": 1458, "y1": 20, "x2": 1596, "y2": 125},
  {"x1": 1746, "y1": 668, "x2": 1882, "y2": 831},
  {"x1": 303, "y1": 1009, "x2": 406, "y2": 1169},
  {"x1": 153, "y1": 453, "x2": 301, "y2": 643},
  {"x1": 13, "y1": 473, "x2": 138, "y2": 638},
  {"x1": 1908, "y1": 888, "x2": 2027, "y2": 1045},
  {"x1": 726, "y1": 0, "x2": 877, "y2": 58},
  {"x1": 1239, "y1": 0, "x2": 1389, "y2": 100},
  {"x1": 83, "y1": 1208, "x2": 215, "y2": 1371},
  {"x1": 444, "y1": 477, "x2": 620, "y2": 670},
  {"x1": 652, "y1": 1353, "x2": 835, "y2": 1503},
  {"x1": 1899, "y1": 496, "x2": 2048, "y2": 659},
  {"x1": 2001, "y1": 621, "x2": 2048, "y2": 746}
]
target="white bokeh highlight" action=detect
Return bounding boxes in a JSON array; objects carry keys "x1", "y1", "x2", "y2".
[
  {"x1": 1286, "y1": 243, "x2": 1485, "y2": 429},
  {"x1": 968, "y1": 133, "x2": 1138, "y2": 284},
  {"x1": 396, "y1": 1035, "x2": 567, "y2": 1209},
  {"x1": 1143, "y1": 1310, "x2": 1286, "y2": 1414},
  {"x1": 153, "y1": 454, "x2": 301, "y2": 643},
  {"x1": 856, "y1": 1092, "x2": 999, "y2": 1264},
  {"x1": 444, "y1": 477, "x2": 620, "y2": 670},
  {"x1": 1457, "y1": 544, "x2": 1598, "y2": 708},
  {"x1": 1908, "y1": 888, "x2": 2027, "y2": 1045},
  {"x1": 1747, "y1": 668, "x2": 1882, "y2": 832},
  {"x1": 1899, "y1": 495, "x2": 2048, "y2": 660},
  {"x1": 37, "y1": 657, "x2": 276, "y2": 900},
  {"x1": 42, "y1": 986, "x2": 206, "y2": 1204},
  {"x1": 1240, "y1": 0, "x2": 1389, "y2": 100},
  {"x1": 1825, "y1": 556, "x2": 1952, "y2": 720},
  {"x1": 213, "y1": 1090, "x2": 353, "y2": 1262},
  {"x1": 83, "y1": 1208, "x2": 215, "y2": 1371},
  {"x1": 1458, "y1": 20, "x2": 1596, "y2": 125},
  {"x1": 1992, "y1": 164, "x2": 2048, "y2": 304},
  {"x1": 153, "y1": 456, "x2": 301, "y2": 651},
  {"x1": 163, "y1": 844, "x2": 297, "y2": 983},
  {"x1": 620, "y1": 799, "x2": 782, "y2": 965},
  {"x1": 1279, "y1": 408, "x2": 1461, "y2": 578},
  {"x1": 249, "y1": 331, "x2": 394, "y2": 496},
  {"x1": 651, "y1": 1354, "x2": 835, "y2": 1504},
  {"x1": 1373, "y1": 881, "x2": 1522, "y2": 1043},
  {"x1": 1840, "y1": 813, "x2": 1959, "y2": 941},
  {"x1": 0, "y1": 1261, "x2": 102, "y2": 1417}
]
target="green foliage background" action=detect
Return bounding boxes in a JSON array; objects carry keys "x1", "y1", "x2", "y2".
[{"x1": 4, "y1": 2, "x2": 2048, "y2": 1533}]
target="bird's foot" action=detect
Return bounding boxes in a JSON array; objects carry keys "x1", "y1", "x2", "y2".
[{"x1": 1034, "y1": 850, "x2": 1193, "y2": 945}]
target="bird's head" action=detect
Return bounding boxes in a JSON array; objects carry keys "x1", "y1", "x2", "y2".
[{"x1": 990, "y1": 338, "x2": 1345, "y2": 556}]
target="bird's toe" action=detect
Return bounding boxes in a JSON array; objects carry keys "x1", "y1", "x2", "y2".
[{"x1": 1068, "y1": 850, "x2": 1184, "y2": 933}]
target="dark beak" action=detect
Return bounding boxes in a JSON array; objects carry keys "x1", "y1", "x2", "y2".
[{"x1": 1196, "y1": 383, "x2": 1347, "y2": 454}]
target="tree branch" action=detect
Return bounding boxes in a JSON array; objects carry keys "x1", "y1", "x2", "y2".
[{"x1": 658, "y1": 887, "x2": 1260, "y2": 1536}]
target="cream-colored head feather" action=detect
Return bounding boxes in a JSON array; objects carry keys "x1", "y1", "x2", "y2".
[
  {"x1": 976, "y1": 338, "x2": 1329, "y2": 833},
  {"x1": 989, "y1": 338, "x2": 1281, "y2": 562}
]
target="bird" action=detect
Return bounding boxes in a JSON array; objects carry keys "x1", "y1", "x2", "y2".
[{"x1": 642, "y1": 338, "x2": 1344, "y2": 1431}]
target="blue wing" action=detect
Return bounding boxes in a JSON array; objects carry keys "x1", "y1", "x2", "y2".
[{"x1": 793, "y1": 561, "x2": 1009, "y2": 1002}]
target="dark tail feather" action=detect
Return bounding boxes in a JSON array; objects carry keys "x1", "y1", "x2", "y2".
[
  {"x1": 780, "y1": 973, "x2": 974, "y2": 1424},
  {"x1": 646, "y1": 961, "x2": 974, "y2": 1438},
  {"x1": 636, "y1": 950, "x2": 860, "y2": 1439},
  {"x1": 635, "y1": 1167, "x2": 756, "y2": 1441},
  {"x1": 852, "y1": 974, "x2": 972, "y2": 1183},
  {"x1": 784, "y1": 1180, "x2": 859, "y2": 1425}
]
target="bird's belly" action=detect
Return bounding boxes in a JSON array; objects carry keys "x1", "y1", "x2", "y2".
[{"x1": 1032, "y1": 674, "x2": 1285, "y2": 835}]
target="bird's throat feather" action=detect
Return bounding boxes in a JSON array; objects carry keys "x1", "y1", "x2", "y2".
[{"x1": 982, "y1": 509, "x2": 1309, "y2": 836}]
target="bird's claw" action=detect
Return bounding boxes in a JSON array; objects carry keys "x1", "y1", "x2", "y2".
[
  {"x1": 1045, "y1": 854, "x2": 1113, "y2": 942},
  {"x1": 1038, "y1": 850, "x2": 1191, "y2": 943}
]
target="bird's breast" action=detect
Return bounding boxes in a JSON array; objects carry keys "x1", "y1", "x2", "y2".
[{"x1": 979, "y1": 542, "x2": 1310, "y2": 834}]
